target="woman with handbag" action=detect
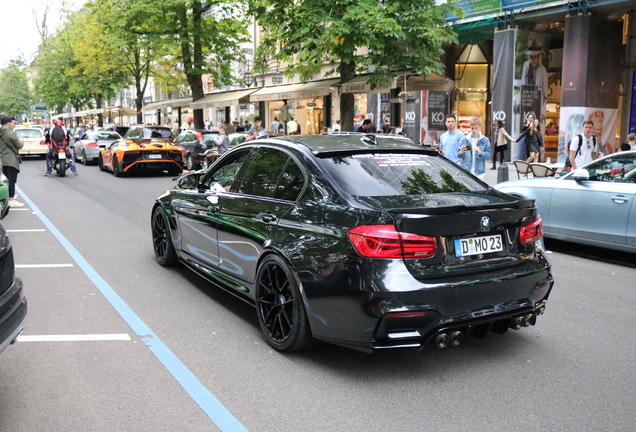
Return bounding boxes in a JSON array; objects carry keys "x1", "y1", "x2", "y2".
[
  {"x1": 491, "y1": 120, "x2": 515, "y2": 170},
  {"x1": 0, "y1": 115, "x2": 25, "y2": 207}
]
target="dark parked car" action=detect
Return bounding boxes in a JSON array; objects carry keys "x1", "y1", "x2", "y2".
[
  {"x1": 151, "y1": 134, "x2": 553, "y2": 353},
  {"x1": 200, "y1": 131, "x2": 250, "y2": 170},
  {"x1": 0, "y1": 222, "x2": 27, "y2": 354},
  {"x1": 175, "y1": 128, "x2": 220, "y2": 170}
]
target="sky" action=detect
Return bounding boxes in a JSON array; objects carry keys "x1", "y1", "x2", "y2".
[{"x1": 0, "y1": 0, "x2": 85, "y2": 68}]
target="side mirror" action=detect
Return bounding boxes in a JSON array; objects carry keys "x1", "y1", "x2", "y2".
[
  {"x1": 572, "y1": 169, "x2": 590, "y2": 182},
  {"x1": 176, "y1": 172, "x2": 201, "y2": 189}
]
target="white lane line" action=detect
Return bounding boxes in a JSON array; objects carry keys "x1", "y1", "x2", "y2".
[
  {"x1": 16, "y1": 264, "x2": 74, "y2": 268},
  {"x1": 6, "y1": 229, "x2": 46, "y2": 232},
  {"x1": 18, "y1": 334, "x2": 131, "y2": 342},
  {"x1": 8, "y1": 208, "x2": 31, "y2": 211}
]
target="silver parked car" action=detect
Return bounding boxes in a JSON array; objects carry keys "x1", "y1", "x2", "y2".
[
  {"x1": 495, "y1": 151, "x2": 636, "y2": 253},
  {"x1": 73, "y1": 130, "x2": 122, "y2": 165}
]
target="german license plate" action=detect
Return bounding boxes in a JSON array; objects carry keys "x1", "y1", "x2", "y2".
[
  {"x1": 454, "y1": 234, "x2": 503, "y2": 257},
  {"x1": 148, "y1": 154, "x2": 162, "y2": 159},
  {"x1": 58, "y1": 152, "x2": 66, "y2": 160}
]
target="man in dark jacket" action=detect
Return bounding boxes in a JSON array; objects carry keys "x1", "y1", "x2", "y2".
[{"x1": 0, "y1": 115, "x2": 25, "y2": 207}]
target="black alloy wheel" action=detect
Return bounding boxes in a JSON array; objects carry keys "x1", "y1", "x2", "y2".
[
  {"x1": 82, "y1": 150, "x2": 89, "y2": 165},
  {"x1": 201, "y1": 157, "x2": 210, "y2": 171},
  {"x1": 113, "y1": 155, "x2": 125, "y2": 177},
  {"x1": 255, "y1": 255, "x2": 313, "y2": 351},
  {"x1": 98, "y1": 154, "x2": 105, "y2": 171},
  {"x1": 151, "y1": 206, "x2": 178, "y2": 266}
]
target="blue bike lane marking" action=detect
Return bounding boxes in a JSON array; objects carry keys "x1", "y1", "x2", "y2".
[{"x1": 17, "y1": 186, "x2": 248, "y2": 432}]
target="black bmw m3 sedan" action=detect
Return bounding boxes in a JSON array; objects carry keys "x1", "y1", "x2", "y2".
[{"x1": 152, "y1": 134, "x2": 553, "y2": 353}]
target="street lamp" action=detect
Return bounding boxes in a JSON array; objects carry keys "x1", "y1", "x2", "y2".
[{"x1": 243, "y1": 59, "x2": 283, "y2": 87}]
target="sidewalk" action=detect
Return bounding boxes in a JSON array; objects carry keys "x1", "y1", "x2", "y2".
[{"x1": 483, "y1": 162, "x2": 516, "y2": 187}]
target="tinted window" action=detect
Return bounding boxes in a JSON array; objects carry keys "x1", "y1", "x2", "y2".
[
  {"x1": 142, "y1": 127, "x2": 173, "y2": 139},
  {"x1": 275, "y1": 160, "x2": 305, "y2": 201},
  {"x1": 202, "y1": 150, "x2": 251, "y2": 191},
  {"x1": 236, "y1": 148, "x2": 291, "y2": 198},
  {"x1": 201, "y1": 132, "x2": 220, "y2": 146},
  {"x1": 317, "y1": 152, "x2": 485, "y2": 197}
]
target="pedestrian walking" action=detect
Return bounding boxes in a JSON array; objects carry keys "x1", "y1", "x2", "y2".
[
  {"x1": 491, "y1": 120, "x2": 515, "y2": 170},
  {"x1": 0, "y1": 115, "x2": 25, "y2": 207}
]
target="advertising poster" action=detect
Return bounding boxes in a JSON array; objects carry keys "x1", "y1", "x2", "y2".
[
  {"x1": 557, "y1": 107, "x2": 618, "y2": 162},
  {"x1": 428, "y1": 91, "x2": 449, "y2": 131},
  {"x1": 402, "y1": 91, "x2": 422, "y2": 143},
  {"x1": 492, "y1": 29, "x2": 516, "y2": 161},
  {"x1": 630, "y1": 71, "x2": 636, "y2": 134}
]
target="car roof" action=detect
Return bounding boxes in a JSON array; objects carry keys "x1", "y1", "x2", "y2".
[{"x1": 267, "y1": 134, "x2": 427, "y2": 156}]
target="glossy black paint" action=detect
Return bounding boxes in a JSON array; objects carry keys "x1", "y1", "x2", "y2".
[
  {"x1": 153, "y1": 135, "x2": 554, "y2": 352},
  {"x1": 0, "y1": 223, "x2": 27, "y2": 354}
]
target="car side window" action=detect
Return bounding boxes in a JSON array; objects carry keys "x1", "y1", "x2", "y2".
[
  {"x1": 201, "y1": 150, "x2": 251, "y2": 191},
  {"x1": 235, "y1": 147, "x2": 294, "y2": 198},
  {"x1": 587, "y1": 154, "x2": 636, "y2": 182},
  {"x1": 275, "y1": 160, "x2": 305, "y2": 201}
]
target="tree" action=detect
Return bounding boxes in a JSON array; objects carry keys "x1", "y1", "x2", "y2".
[
  {"x1": 147, "y1": 0, "x2": 251, "y2": 129},
  {"x1": 254, "y1": 0, "x2": 461, "y2": 131},
  {"x1": 0, "y1": 60, "x2": 32, "y2": 119}
]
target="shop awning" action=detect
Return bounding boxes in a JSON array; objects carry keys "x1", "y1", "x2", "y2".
[
  {"x1": 103, "y1": 106, "x2": 137, "y2": 116},
  {"x1": 250, "y1": 79, "x2": 340, "y2": 102},
  {"x1": 404, "y1": 74, "x2": 454, "y2": 92},
  {"x1": 191, "y1": 88, "x2": 258, "y2": 109},
  {"x1": 341, "y1": 75, "x2": 397, "y2": 94},
  {"x1": 142, "y1": 97, "x2": 193, "y2": 112},
  {"x1": 143, "y1": 101, "x2": 163, "y2": 112}
]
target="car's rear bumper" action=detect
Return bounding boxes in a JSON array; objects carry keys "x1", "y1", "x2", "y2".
[
  {"x1": 19, "y1": 146, "x2": 48, "y2": 155},
  {"x1": 0, "y1": 277, "x2": 27, "y2": 354},
  {"x1": 301, "y1": 256, "x2": 553, "y2": 353}
]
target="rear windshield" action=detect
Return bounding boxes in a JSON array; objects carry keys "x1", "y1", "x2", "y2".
[
  {"x1": 90, "y1": 132, "x2": 121, "y2": 140},
  {"x1": 142, "y1": 128, "x2": 173, "y2": 139},
  {"x1": 201, "y1": 132, "x2": 220, "y2": 146},
  {"x1": 316, "y1": 152, "x2": 486, "y2": 197},
  {"x1": 16, "y1": 129, "x2": 43, "y2": 138}
]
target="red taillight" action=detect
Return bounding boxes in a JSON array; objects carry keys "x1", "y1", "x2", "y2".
[
  {"x1": 348, "y1": 225, "x2": 437, "y2": 259},
  {"x1": 40, "y1": 140, "x2": 47, "y2": 145},
  {"x1": 520, "y1": 215, "x2": 543, "y2": 244},
  {"x1": 86, "y1": 142, "x2": 98, "y2": 147}
]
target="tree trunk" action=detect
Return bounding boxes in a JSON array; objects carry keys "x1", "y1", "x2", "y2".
[{"x1": 339, "y1": 61, "x2": 355, "y2": 131}]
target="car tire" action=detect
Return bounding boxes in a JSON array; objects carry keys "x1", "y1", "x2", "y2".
[
  {"x1": 98, "y1": 154, "x2": 106, "y2": 171},
  {"x1": 151, "y1": 206, "x2": 178, "y2": 266},
  {"x1": 201, "y1": 157, "x2": 210, "y2": 171},
  {"x1": 82, "y1": 150, "x2": 90, "y2": 165},
  {"x1": 255, "y1": 255, "x2": 314, "y2": 351},
  {"x1": 113, "y1": 156, "x2": 125, "y2": 177}
]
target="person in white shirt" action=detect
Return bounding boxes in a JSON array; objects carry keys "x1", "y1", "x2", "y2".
[
  {"x1": 569, "y1": 120, "x2": 599, "y2": 169},
  {"x1": 332, "y1": 120, "x2": 341, "y2": 133},
  {"x1": 627, "y1": 133, "x2": 636, "y2": 151},
  {"x1": 287, "y1": 117, "x2": 299, "y2": 135}
]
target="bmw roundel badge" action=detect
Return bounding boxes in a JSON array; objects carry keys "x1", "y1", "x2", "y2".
[{"x1": 480, "y1": 216, "x2": 491, "y2": 231}]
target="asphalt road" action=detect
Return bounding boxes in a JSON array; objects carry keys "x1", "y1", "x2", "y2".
[{"x1": 1, "y1": 156, "x2": 635, "y2": 431}]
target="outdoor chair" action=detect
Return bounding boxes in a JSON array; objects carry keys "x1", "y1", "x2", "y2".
[
  {"x1": 512, "y1": 160, "x2": 532, "y2": 179},
  {"x1": 529, "y1": 163, "x2": 557, "y2": 178}
]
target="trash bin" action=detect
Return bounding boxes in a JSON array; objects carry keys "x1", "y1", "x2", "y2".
[{"x1": 497, "y1": 162, "x2": 509, "y2": 183}]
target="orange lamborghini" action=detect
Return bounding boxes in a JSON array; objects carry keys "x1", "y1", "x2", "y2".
[{"x1": 98, "y1": 139, "x2": 184, "y2": 177}]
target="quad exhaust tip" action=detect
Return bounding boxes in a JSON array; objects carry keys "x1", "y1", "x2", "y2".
[
  {"x1": 434, "y1": 331, "x2": 465, "y2": 348},
  {"x1": 435, "y1": 333, "x2": 450, "y2": 349},
  {"x1": 510, "y1": 313, "x2": 537, "y2": 330}
]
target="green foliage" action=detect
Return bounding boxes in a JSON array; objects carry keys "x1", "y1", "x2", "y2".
[
  {"x1": 401, "y1": 168, "x2": 469, "y2": 194},
  {"x1": 0, "y1": 60, "x2": 32, "y2": 118},
  {"x1": 255, "y1": 0, "x2": 460, "y2": 85}
]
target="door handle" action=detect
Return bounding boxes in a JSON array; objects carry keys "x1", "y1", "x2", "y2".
[
  {"x1": 611, "y1": 195, "x2": 629, "y2": 204},
  {"x1": 257, "y1": 212, "x2": 277, "y2": 223}
]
